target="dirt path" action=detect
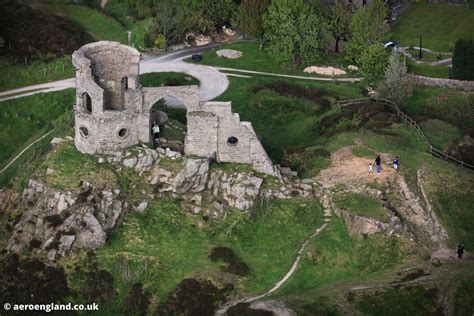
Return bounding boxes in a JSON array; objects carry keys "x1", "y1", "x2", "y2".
[
  {"x1": 214, "y1": 67, "x2": 363, "y2": 82},
  {"x1": 216, "y1": 222, "x2": 329, "y2": 315},
  {"x1": 0, "y1": 130, "x2": 54, "y2": 174}
]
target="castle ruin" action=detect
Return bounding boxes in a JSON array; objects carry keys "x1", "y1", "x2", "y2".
[{"x1": 72, "y1": 41, "x2": 280, "y2": 177}]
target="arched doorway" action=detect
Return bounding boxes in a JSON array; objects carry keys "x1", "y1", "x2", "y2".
[{"x1": 150, "y1": 96, "x2": 187, "y2": 153}]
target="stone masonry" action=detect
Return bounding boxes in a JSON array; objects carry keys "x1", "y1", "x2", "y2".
[{"x1": 72, "y1": 41, "x2": 279, "y2": 177}]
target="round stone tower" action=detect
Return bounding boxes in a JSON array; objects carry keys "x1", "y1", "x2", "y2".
[{"x1": 72, "y1": 41, "x2": 143, "y2": 154}]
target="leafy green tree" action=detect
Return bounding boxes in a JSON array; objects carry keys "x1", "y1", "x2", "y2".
[
  {"x1": 452, "y1": 39, "x2": 474, "y2": 81},
  {"x1": 236, "y1": 0, "x2": 270, "y2": 43},
  {"x1": 263, "y1": 0, "x2": 328, "y2": 67},
  {"x1": 358, "y1": 44, "x2": 390, "y2": 85},
  {"x1": 201, "y1": 0, "x2": 236, "y2": 28},
  {"x1": 155, "y1": 0, "x2": 176, "y2": 51},
  {"x1": 344, "y1": 0, "x2": 389, "y2": 64},
  {"x1": 329, "y1": 0, "x2": 352, "y2": 53}
]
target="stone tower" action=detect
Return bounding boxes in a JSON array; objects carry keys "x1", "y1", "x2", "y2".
[{"x1": 72, "y1": 41, "x2": 143, "y2": 154}]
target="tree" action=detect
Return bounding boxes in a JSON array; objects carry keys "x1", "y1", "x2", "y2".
[
  {"x1": 263, "y1": 0, "x2": 328, "y2": 67},
  {"x1": 200, "y1": 0, "x2": 236, "y2": 29},
  {"x1": 343, "y1": 0, "x2": 389, "y2": 64},
  {"x1": 329, "y1": 0, "x2": 352, "y2": 53},
  {"x1": 358, "y1": 44, "x2": 390, "y2": 85},
  {"x1": 376, "y1": 51, "x2": 415, "y2": 104},
  {"x1": 236, "y1": 0, "x2": 270, "y2": 43},
  {"x1": 155, "y1": 0, "x2": 176, "y2": 51},
  {"x1": 452, "y1": 39, "x2": 474, "y2": 81}
]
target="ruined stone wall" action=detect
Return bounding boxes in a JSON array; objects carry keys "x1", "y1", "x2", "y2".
[
  {"x1": 413, "y1": 75, "x2": 474, "y2": 91},
  {"x1": 73, "y1": 41, "x2": 278, "y2": 176},
  {"x1": 186, "y1": 102, "x2": 280, "y2": 177}
]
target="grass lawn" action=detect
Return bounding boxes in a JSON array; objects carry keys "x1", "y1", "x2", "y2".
[
  {"x1": 215, "y1": 76, "x2": 364, "y2": 163},
  {"x1": 0, "y1": 89, "x2": 74, "y2": 168},
  {"x1": 275, "y1": 218, "x2": 413, "y2": 310},
  {"x1": 41, "y1": 3, "x2": 127, "y2": 44},
  {"x1": 406, "y1": 59, "x2": 450, "y2": 79},
  {"x1": 334, "y1": 192, "x2": 388, "y2": 222},
  {"x1": 139, "y1": 72, "x2": 200, "y2": 87},
  {"x1": 187, "y1": 41, "x2": 352, "y2": 77},
  {"x1": 391, "y1": 3, "x2": 474, "y2": 52},
  {"x1": 404, "y1": 87, "x2": 474, "y2": 133},
  {"x1": 0, "y1": 56, "x2": 74, "y2": 91}
]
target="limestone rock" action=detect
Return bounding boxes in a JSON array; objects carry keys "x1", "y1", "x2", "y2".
[
  {"x1": 207, "y1": 170, "x2": 263, "y2": 211},
  {"x1": 303, "y1": 66, "x2": 347, "y2": 76},
  {"x1": 135, "y1": 201, "x2": 148, "y2": 213},
  {"x1": 173, "y1": 158, "x2": 209, "y2": 194},
  {"x1": 46, "y1": 167, "x2": 55, "y2": 175},
  {"x1": 51, "y1": 138, "x2": 65, "y2": 146},
  {"x1": 7, "y1": 180, "x2": 125, "y2": 260},
  {"x1": 216, "y1": 49, "x2": 243, "y2": 59}
]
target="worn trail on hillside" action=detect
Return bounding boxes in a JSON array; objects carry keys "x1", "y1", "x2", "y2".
[{"x1": 216, "y1": 221, "x2": 330, "y2": 315}]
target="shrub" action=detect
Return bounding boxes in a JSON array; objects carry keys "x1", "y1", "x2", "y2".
[
  {"x1": 123, "y1": 282, "x2": 150, "y2": 316},
  {"x1": 153, "y1": 34, "x2": 165, "y2": 49},
  {"x1": 376, "y1": 51, "x2": 415, "y2": 105},
  {"x1": 358, "y1": 44, "x2": 390, "y2": 85},
  {"x1": 452, "y1": 39, "x2": 474, "y2": 81}
]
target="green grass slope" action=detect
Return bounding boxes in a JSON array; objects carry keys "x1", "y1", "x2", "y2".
[
  {"x1": 41, "y1": 3, "x2": 127, "y2": 43},
  {"x1": 392, "y1": 3, "x2": 474, "y2": 52}
]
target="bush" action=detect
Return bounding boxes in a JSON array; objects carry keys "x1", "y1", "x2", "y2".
[
  {"x1": 123, "y1": 282, "x2": 150, "y2": 316},
  {"x1": 376, "y1": 51, "x2": 414, "y2": 105},
  {"x1": 153, "y1": 34, "x2": 165, "y2": 49},
  {"x1": 452, "y1": 39, "x2": 474, "y2": 81},
  {"x1": 358, "y1": 44, "x2": 390, "y2": 85}
]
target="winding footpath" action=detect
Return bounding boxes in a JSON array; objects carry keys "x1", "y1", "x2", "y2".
[
  {"x1": 0, "y1": 45, "x2": 363, "y2": 103},
  {"x1": 216, "y1": 219, "x2": 331, "y2": 315}
]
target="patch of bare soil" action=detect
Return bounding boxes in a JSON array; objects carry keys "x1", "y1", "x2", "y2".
[{"x1": 316, "y1": 147, "x2": 396, "y2": 188}]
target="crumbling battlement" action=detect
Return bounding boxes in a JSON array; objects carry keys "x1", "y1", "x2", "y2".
[{"x1": 73, "y1": 41, "x2": 279, "y2": 177}]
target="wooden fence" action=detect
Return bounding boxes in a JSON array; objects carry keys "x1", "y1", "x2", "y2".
[{"x1": 338, "y1": 97, "x2": 474, "y2": 171}]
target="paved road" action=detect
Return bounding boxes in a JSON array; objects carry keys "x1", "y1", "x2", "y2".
[{"x1": 0, "y1": 45, "x2": 227, "y2": 102}]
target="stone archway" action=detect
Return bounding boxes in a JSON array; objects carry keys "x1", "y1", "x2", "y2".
[{"x1": 149, "y1": 95, "x2": 188, "y2": 152}]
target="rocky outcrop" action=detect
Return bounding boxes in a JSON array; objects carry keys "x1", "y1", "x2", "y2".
[
  {"x1": 216, "y1": 49, "x2": 243, "y2": 59},
  {"x1": 207, "y1": 171, "x2": 263, "y2": 211},
  {"x1": 7, "y1": 180, "x2": 125, "y2": 260},
  {"x1": 173, "y1": 158, "x2": 209, "y2": 194},
  {"x1": 303, "y1": 66, "x2": 347, "y2": 76}
]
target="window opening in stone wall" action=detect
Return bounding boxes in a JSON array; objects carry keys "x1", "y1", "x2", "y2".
[
  {"x1": 121, "y1": 76, "x2": 128, "y2": 91},
  {"x1": 118, "y1": 128, "x2": 127, "y2": 138},
  {"x1": 227, "y1": 136, "x2": 238, "y2": 146},
  {"x1": 83, "y1": 93, "x2": 92, "y2": 113},
  {"x1": 79, "y1": 127, "x2": 89, "y2": 137}
]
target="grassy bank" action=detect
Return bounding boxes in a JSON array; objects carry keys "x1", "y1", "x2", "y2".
[
  {"x1": 0, "y1": 56, "x2": 74, "y2": 91},
  {"x1": 407, "y1": 59, "x2": 450, "y2": 79},
  {"x1": 0, "y1": 89, "x2": 74, "y2": 169},
  {"x1": 215, "y1": 76, "x2": 364, "y2": 163},
  {"x1": 391, "y1": 3, "x2": 474, "y2": 52},
  {"x1": 40, "y1": 3, "x2": 127, "y2": 43}
]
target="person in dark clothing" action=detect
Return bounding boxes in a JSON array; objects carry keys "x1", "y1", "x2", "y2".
[
  {"x1": 457, "y1": 244, "x2": 464, "y2": 260},
  {"x1": 375, "y1": 155, "x2": 382, "y2": 175}
]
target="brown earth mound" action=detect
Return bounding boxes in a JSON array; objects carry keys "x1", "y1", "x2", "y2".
[{"x1": 0, "y1": 1, "x2": 93, "y2": 58}]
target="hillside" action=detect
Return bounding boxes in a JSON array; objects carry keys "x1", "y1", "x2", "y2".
[{"x1": 1, "y1": 75, "x2": 473, "y2": 315}]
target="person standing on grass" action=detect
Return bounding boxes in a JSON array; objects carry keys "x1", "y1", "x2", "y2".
[
  {"x1": 393, "y1": 156, "x2": 399, "y2": 170},
  {"x1": 457, "y1": 244, "x2": 464, "y2": 260},
  {"x1": 375, "y1": 155, "x2": 382, "y2": 175}
]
